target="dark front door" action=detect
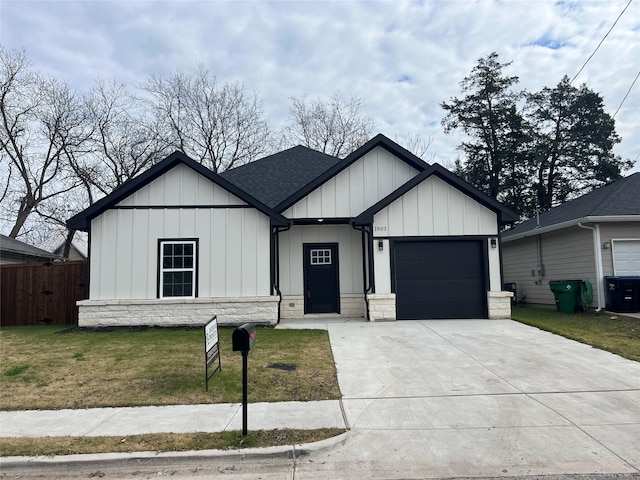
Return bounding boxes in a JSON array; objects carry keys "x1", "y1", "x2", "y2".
[
  {"x1": 303, "y1": 244, "x2": 340, "y2": 314},
  {"x1": 393, "y1": 240, "x2": 486, "y2": 319}
]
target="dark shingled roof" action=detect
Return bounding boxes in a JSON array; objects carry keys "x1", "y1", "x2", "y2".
[
  {"x1": 220, "y1": 146, "x2": 341, "y2": 208},
  {"x1": 504, "y1": 172, "x2": 640, "y2": 238},
  {"x1": 1, "y1": 234, "x2": 61, "y2": 261}
]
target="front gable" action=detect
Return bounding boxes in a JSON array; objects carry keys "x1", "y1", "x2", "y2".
[
  {"x1": 372, "y1": 175, "x2": 498, "y2": 236},
  {"x1": 278, "y1": 135, "x2": 428, "y2": 219},
  {"x1": 355, "y1": 164, "x2": 519, "y2": 228},
  {"x1": 67, "y1": 152, "x2": 287, "y2": 231},
  {"x1": 116, "y1": 163, "x2": 247, "y2": 207}
]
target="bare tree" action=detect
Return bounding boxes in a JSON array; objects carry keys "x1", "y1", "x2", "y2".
[
  {"x1": 141, "y1": 66, "x2": 271, "y2": 173},
  {"x1": 67, "y1": 80, "x2": 171, "y2": 202},
  {"x1": 393, "y1": 132, "x2": 433, "y2": 160},
  {"x1": 0, "y1": 47, "x2": 93, "y2": 239},
  {"x1": 281, "y1": 92, "x2": 375, "y2": 158}
]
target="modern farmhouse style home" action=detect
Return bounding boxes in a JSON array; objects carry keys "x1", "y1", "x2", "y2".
[{"x1": 67, "y1": 134, "x2": 518, "y2": 326}]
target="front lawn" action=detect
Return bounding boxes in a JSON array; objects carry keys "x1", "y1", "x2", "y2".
[
  {"x1": 0, "y1": 428, "x2": 345, "y2": 456},
  {"x1": 511, "y1": 306, "x2": 640, "y2": 362},
  {"x1": 0, "y1": 326, "x2": 341, "y2": 410}
]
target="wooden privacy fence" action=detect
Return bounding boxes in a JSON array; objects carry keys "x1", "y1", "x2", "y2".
[{"x1": 1, "y1": 261, "x2": 87, "y2": 326}]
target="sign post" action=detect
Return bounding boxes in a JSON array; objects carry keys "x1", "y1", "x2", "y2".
[
  {"x1": 204, "y1": 316, "x2": 221, "y2": 391},
  {"x1": 232, "y1": 324, "x2": 256, "y2": 436},
  {"x1": 241, "y1": 350, "x2": 249, "y2": 436}
]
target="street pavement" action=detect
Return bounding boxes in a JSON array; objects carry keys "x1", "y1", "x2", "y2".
[{"x1": 1, "y1": 318, "x2": 639, "y2": 479}]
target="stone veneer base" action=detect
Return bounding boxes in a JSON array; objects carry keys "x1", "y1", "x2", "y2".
[
  {"x1": 78, "y1": 291, "x2": 513, "y2": 327},
  {"x1": 280, "y1": 294, "x2": 365, "y2": 319},
  {"x1": 77, "y1": 296, "x2": 280, "y2": 327},
  {"x1": 487, "y1": 291, "x2": 513, "y2": 319},
  {"x1": 367, "y1": 293, "x2": 397, "y2": 321}
]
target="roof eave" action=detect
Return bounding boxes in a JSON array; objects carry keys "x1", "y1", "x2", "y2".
[{"x1": 503, "y1": 215, "x2": 640, "y2": 242}]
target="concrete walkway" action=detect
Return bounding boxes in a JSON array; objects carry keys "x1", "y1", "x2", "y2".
[{"x1": 1, "y1": 318, "x2": 640, "y2": 479}]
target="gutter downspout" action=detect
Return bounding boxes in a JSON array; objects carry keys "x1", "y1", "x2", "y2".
[
  {"x1": 578, "y1": 221, "x2": 604, "y2": 312},
  {"x1": 534, "y1": 209, "x2": 545, "y2": 285},
  {"x1": 272, "y1": 223, "x2": 292, "y2": 324},
  {"x1": 536, "y1": 235, "x2": 544, "y2": 283}
]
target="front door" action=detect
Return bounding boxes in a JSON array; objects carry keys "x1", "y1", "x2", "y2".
[{"x1": 303, "y1": 243, "x2": 340, "y2": 314}]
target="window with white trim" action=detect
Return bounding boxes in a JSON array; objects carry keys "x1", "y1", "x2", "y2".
[
  {"x1": 159, "y1": 240, "x2": 197, "y2": 298},
  {"x1": 310, "y1": 248, "x2": 332, "y2": 265}
]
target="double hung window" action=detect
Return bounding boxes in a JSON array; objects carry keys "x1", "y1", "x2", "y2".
[{"x1": 159, "y1": 240, "x2": 197, "y2": 298}]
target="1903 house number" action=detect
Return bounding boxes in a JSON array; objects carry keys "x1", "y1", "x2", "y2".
[{"x1": 374, "y1": 226, "x2": 387, "y2": 232}]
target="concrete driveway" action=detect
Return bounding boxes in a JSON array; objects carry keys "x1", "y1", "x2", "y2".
[{"x1": 295, "y1": 319, "x2": 640, "y2": 479}]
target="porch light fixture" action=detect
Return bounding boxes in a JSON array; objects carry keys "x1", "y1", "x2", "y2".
[
  {"x1": 378, "y1": 240, "x2": 384, "y2": 251},
  {"x1": 490, "y1": 238, "x2": 497, "y2": 248},
  {"x1": 602, "y1": 242, "x2": 610, "y2": 249}
]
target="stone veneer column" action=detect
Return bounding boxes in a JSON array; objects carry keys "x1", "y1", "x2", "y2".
[
  {"x1": 367, "y1": 293, "x2": 396, "y2": 322},
  {"x1": 487, "y1": 291, "x2": 513, "y2": 319}
]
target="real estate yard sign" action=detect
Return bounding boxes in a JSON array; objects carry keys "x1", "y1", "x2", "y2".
[{"x1": 204, "y1": 316, "x2": 221, "y2": 391}]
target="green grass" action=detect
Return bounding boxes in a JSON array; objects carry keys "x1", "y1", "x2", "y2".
[
  {"x1": 0, "y1": 325, "x2": 341, "y2": 410},
  {"x1": 0, "y1": 428, "x2": 345, "y2": 457},
  {"x1": 511, "y1": 306, "x2": 640, "y2": 362}
]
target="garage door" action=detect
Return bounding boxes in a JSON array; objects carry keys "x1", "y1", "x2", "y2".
[
  {"x1": 393, "y1": 240, "x2": 486, "y2": 319},
  {"x1": 613, "y1": 240, "x2": 640, "y2": 275}
]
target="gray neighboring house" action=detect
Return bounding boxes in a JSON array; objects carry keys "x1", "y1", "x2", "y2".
[
  {"x1": 0, "y1": 234, "x2": 61, "y2": 264},
  {"x1": 502, "y1": 172, "x2": 640, "y2": 310}
]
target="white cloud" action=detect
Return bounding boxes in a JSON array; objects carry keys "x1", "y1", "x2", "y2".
[{"x1": 1, "y1": 0, "x2": 638, "y2": 170}]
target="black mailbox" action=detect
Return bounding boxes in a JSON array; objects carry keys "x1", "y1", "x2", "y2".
[{"x1": 232, "y1": 324, "x2": 256, "y2": 352}]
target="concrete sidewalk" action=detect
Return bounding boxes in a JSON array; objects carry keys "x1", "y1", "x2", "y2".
[{"x1": 0, "y1": 400, "x2": 346, "y2": 437}]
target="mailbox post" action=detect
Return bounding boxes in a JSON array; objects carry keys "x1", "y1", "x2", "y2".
[{"x1": 232, "y1": 324, "x2": 256, "y2": 436}]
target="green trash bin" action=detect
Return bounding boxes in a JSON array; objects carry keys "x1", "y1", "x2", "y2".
[{"x1": 549, "y1": 280, "x2": 582, "y2": 313}]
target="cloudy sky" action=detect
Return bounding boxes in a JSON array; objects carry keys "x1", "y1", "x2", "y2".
[{"x1": 1, "y1": 0, "x2": 638, "y2": 172}]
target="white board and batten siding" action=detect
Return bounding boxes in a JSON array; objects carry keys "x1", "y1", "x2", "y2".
[
  {"x1": 90, "y1": 164, "x2": 271, "y2": 300},
  {"x1": 117, "y1": 164, "x2": 246, "y2": 207},
  {"x1": 283, "y1": 146, "x2": 418, "y2": 219},
  {"x1": 278, "y1": 225, "x2": 363, "y2": 296},
  {"x1": 372, "y1": 176, "x2": 501, "y2": 294},
  {"x1": 372, "y1": 176, "x2": 497, "y2": 237}
]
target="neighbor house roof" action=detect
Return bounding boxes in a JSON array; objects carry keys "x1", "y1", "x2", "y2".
[
  {"x1": 273, "y1": 134, "x2": 430, "y2": 212},
  {"x1": 503, "y1": 172, "x2": 640, "y2": 240},
  {"x1": 39, "y1": 231, "x2": 89, "y2": 260},
  {"x1": 0, "y1": 234, "x2": 61, "y2": 263},
  {"x1": 67, "y1": 151, "x2": 289, "y2": 231},
  {"x1": 354, "y1": 163, "x2": 519, "y2": 226},
  {"x1": 220, "y1": 145, "x2": 341, "y2": 208}
]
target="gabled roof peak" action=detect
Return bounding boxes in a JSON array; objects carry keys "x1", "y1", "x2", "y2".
[
  {"x1": 354, "y1": 162, "x2": 518, "y2": 226},
  {"x1": 67, "y1": 151, "x2": 288, "y2": 231},
  {"x1": 273, "y1": 133, "x2": 430, "y2": 212}
]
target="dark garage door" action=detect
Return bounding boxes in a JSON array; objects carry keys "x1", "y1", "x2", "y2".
[{"x1": 393, "y1": 240, "x2": 486, "y2": 319}]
